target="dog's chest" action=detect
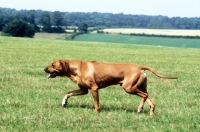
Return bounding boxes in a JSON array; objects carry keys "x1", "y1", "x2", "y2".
[{"x1": 70, "y1": 75, "x2": 80, "y2": 83}]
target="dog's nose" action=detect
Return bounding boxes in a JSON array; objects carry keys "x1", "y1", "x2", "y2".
[{"x1": 44, "y1": 68, "x2": 48, "y2": 72}]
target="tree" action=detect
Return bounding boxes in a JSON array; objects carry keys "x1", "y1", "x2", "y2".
[
  {"x1": 40, "y1": 11, "x2": 52, "y2": 32},
  {"x1": 40, "y1": 11, "x2": 51, "y2": 28},
  {"x1": 74, "y1": 21, "x2": 80, "y2": 26},
  {"x1": 78, "y1": 22, "x2": 88, "y2": 33},
  {"x1": 2, "y1": 19, "x2": 35, "y2": 37},
  {"x1": 52, "y1": 11, "x2": 64, "y2": 28},
  {"x1": 62, "y1": 19, "x2": 68, "y2": 27},
  {"x1": 27, "y1": 10, "x2": 35, "y2": 25},
  {"x1": 40, "y1": 11, "x2": 66, "y2": 33},
  {"x1": 106, "y1": 21, "x2": 112, "y2": 27},
  {"x1": 26, "y1": 10, "x2": 40, "y2": 32},
  {"x1": 2, "y1": 7, "x2": 200, "y2": 29},
  {"x1": 14, "y1": 11, "x2": 27, "y2": 22},
  {"x1": 148, "y1": 17, "x2": 163, "y2": 29},
  {"x1": 0, "y1": 10, "x2": 4, "y2": 30}
]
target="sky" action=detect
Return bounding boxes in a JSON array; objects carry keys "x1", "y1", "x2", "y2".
[{"x1": 1, "y1": 0, "x2": 199, "y2": 18}]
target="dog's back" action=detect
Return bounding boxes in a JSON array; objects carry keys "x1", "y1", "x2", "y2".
[{"x1": 81, "y1": 61, "x2": 141, "y2": 88}]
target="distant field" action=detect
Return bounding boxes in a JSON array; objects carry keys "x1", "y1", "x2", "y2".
[
  {"x1": 75, "y1": 33, "x2": 200, "y2": 48},
  {"x1": 0, "y1": 36, "x2": 199, "y2": 131},
  {"x1": 26, "y1": 29, "x2": 200, "y2": 48},
  {"x1": 34, "y1": 33, "x2": 68, "y2": 40},
  {"x1": 103, "y1": 28, "x2": 200, "y2": 37}
]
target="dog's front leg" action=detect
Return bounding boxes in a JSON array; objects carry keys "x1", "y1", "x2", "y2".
[
  {"x1": 90, "y1": 89, "x2": 100, "y2": 112},
  {"x1": 62, "y1": 85, "x2": 88, "y2": 107},
  {"x1": 62, "y1": 93, "x2": 73, "y2": 107}
]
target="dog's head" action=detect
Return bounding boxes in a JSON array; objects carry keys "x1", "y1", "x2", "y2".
[{"x1": 44, "y1": 60, "x2": 69, "y2": 79}]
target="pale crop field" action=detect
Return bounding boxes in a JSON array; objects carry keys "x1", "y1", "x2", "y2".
[
  {"x1": 0, "y1": 36, "x2": 199, "y2": 131},
  {"x1": 103, "y1": 28, "x2": 200, "y2": 37}
]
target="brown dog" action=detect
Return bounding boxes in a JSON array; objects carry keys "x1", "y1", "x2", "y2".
[{"x1": 44, "y1": 60, "x2": 177, "y2": 115}]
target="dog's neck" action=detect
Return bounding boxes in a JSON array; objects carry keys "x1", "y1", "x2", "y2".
[
  {"x1": 68, "y1": 66, "x2": 78, "y2": 75},
  {"x1": 66, "y1": 66, "x2": 81, "y2": 83},
  {"x1": 65, "y1": 60, "x2": 81, "y2": 76},
  {"x1": 64, "y1": 60, "x2": 82, "y2": 84}
]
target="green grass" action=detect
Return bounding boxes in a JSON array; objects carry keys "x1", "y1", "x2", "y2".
[
  {"x1": 0, "y1": 36, "x2": 200, "y2": 131},
  {"x1": 75, "y1": 33, "x2": 200, "y2": 48}
]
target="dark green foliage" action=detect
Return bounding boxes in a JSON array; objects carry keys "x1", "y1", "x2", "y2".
[
  {"x1": 65, "y1": 31, "x2": 85, "y2": 40},
  {"x1": 40, "y1": 11, "x2": 51, "y2": 28},
  {"x1": 2, "y1": 20, "x2": 35, "y2": 37},
  {"x1": 65, "y1": 22, "x2": 89, "y2": 40},
  {"x1": 129, "y1": 33, "x2": 200, "y2": 39},
  {"x1": 1, "y1": 7, "x2": 200, "y2": 30},
  {"x1": 52, "y1": 11, "x2": 64, "y2": 28},
  {"x1": 97, "y1": 30, "x2": 104, "y2": 33},
  {"x1": 39, "y1": 11, "x2": 67, "y2": 33},
  {"x1": 78, "y1": 22, "x2": 88, "y2": 33},
  {"x1": 42, "y1": 27, "x2": 65, "y2": 33}
]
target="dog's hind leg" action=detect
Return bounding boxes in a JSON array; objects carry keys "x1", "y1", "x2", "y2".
[
  {"x1": 62, "y1": 85, "x2": 88, "y2": 107},
  {"x1": 123, "y1": 71, "x2": 155, "y2": 115},
  {"x1": 146, "y1": 97, "x2": 155, "y2": 115},
  {"x1": 137, "y1": 75, "x2": 155, "y2": 115},
  {"x1": 123, "y1": 74, "x2": 148, "y2": 110},
  {"x1": 135, "y1": 90, "x2": 155, "y2": 115},
  {"x1": 137, "y1": 97, "x2": 146, "y2": 113},
  {"x1": 135, "y1": 77, "x2": 156, "y2": 115},
  {"x1": 137, "y1": 76, "x2": 147, "y2": 113}
]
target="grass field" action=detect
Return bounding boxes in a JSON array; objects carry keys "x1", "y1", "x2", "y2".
[
  {"x1": 34, "y1": 33, "x2": 68, "y2": 40},
  {"x1": 75, "y1": 33, "x2": 200, "y2": 48},
  {"x1": 0, "y1": 36, "x2": 200, "y2": 131}
]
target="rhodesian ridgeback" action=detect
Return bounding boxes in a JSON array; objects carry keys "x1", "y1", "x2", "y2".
[{"x1": 44, "y1": 60, "x2": 177, "y2": 115}]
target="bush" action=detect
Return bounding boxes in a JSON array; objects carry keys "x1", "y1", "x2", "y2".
[
  {"x1": 97, "y1": 30, "x2": 104, "y2": 33},
  {"x1": 78, "y1": 22, "x2": 88, "y2": 33},
  {"x1": 66, "y1": 31, "x2": 85, "y2": 40},
  {"x1": 2, "y1": 20, "x2": 35, "y2": 37}
]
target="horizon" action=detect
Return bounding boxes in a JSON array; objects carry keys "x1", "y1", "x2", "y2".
[
  {"x1": 1, "y1": 0, "x2": 200, "y2": 18},
  {"x1": 1, "y1": 7, "x2": 198, "y2": 19}
]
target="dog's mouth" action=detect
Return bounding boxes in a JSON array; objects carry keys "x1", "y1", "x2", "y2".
[{"x1": 47, "y1": 72, "x2": 58, "y2": 79}]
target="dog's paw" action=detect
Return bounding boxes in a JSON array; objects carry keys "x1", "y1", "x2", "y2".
[
  {"x1": 138, "y1": 107, "x2": 143, "y2": 113},
  {"x1": 62, "y1": 99, "x2": 67, "y2": 107}
]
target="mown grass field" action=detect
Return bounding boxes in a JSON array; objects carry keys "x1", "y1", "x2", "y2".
[
  {"x1": 75, "y1": 33, "x2": 200, "y2": 48},
  {"x1": 0, "y1": 36, "x2": 200, "y2": 132}
]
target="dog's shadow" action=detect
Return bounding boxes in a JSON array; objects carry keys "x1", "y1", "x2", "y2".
[{"x1": 63, "y1": 103, "x2": 149, "y2": 114}]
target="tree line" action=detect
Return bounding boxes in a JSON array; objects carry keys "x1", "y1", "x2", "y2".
[{"x1": 1, "y1": 7, "x2": 200, "y2": 33}]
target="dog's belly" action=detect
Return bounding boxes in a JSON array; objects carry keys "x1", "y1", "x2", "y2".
[{"x1": 95, "y1": 76, "x2": 123, "y2": 88}]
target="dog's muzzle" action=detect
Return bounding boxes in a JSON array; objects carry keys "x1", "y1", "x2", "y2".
[{"x1": 44, "y1": 68, "x2": 57, "y2": 79}]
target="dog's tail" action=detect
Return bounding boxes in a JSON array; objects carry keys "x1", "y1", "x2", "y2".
[{"x1": 141, "y1": 66, "x2": 177, "y2": 79}]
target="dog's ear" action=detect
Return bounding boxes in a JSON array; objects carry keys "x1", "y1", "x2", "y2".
[{"x1": 60, "y1": 60, "x2": 69, "y2": 72}]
